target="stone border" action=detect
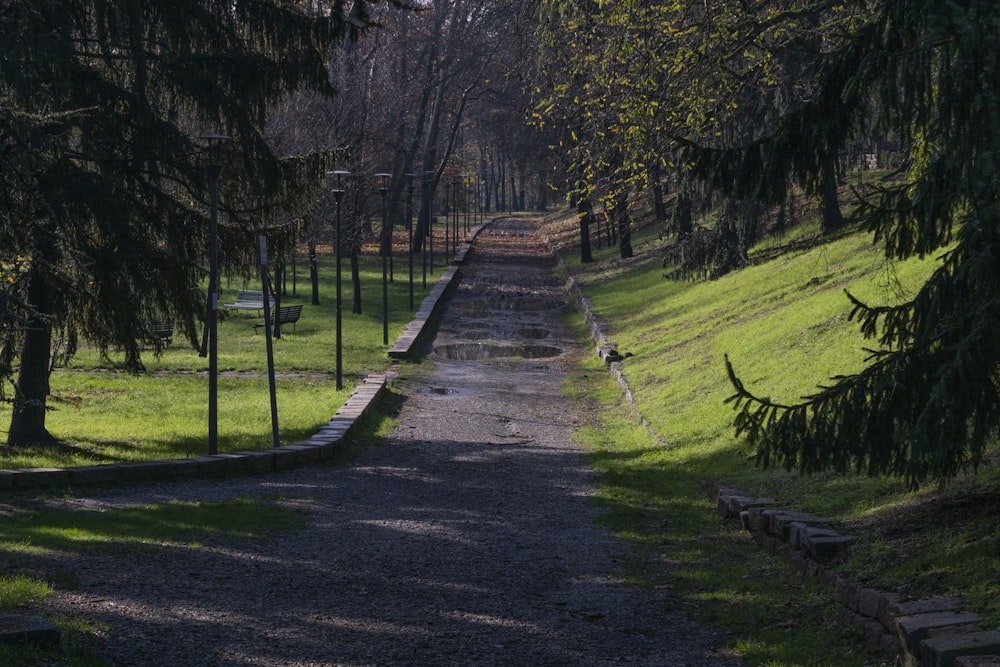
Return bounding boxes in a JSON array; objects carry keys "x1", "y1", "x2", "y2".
[
  {"x1": 388, "y1": 220, "x2": 490, "y2": 359},
  {"x1": 0, "y1": 375, "x2": 388, "y2": 492},
  {"x1": 0, "y1": 220, "x2": 493, "y2": 493},
  {"x1": 543, "y1": 232, "x2": 1000, "y2": 667}
]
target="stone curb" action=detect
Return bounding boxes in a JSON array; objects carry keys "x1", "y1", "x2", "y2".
[
  {"x1": 0, "y1": 219, "x2": 497, "y2": 649},
  {"x1": 0, "y1": 375, "x2": 389, "y2": 492},
  {"x1": 717, "y1": 487, "x2": 1000, "y2": 666},
  {"x1": 388, "y1": 220, "x2": 491, "y2": 359},
  {"x1": 541, "y1": 231, "x2": 1000, "y2": 667},
  {"x1": 0, "y1": 221, "x2": 495, "y2": 495}
]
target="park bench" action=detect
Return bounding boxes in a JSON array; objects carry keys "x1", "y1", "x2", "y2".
[
  {"x1": 223, "y1": 289, "x2": 274, "y2": 315},
  {"x1": 253, "y1": 304, "x2": 303, "y2": 334},
  {"x1": 139, "y1": 320, "x2": 173, "y2": 347}
]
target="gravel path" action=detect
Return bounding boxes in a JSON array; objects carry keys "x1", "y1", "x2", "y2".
[{"x1": 40, "y1": 217, "x2": 742, "y2": 666}]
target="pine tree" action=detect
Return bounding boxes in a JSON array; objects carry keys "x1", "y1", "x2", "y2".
[
  {"x1": 0, "y1": 0, "x2": 382, "y2": 445},
  {"x1": 711, "y1": 0, "x2": 1000, "y2": 487}
]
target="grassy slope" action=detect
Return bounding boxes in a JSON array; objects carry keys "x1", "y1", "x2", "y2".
[{"x1": 542, "y1": 200, "x2": 1000, "y2": 663}]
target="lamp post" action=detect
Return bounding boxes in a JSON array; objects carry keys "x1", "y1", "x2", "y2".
[
  {"x1": 481, "y1": 163, "x2": 488, "y2": 223},
  {"x1": 404, "y1": 173, "x2": 416, "y2": 310},
  {"x1": 375, "y1": 173, "x2": 391, "y2": 345},
  {"x1": 330, "y1": 169, "x2": 349, "y2": 391},
  {"x1": 443, "y1": 179, "x2": 451, "y2": 263},
  {"x1": 201, "y1": 134, "x2": 230, "y2": 456},
  {"x1": 424, "y1": 171, "x2": 435, "y2": 277},
  {"x1": 453, "y1": 174, "x2": 461, "y2": 251}
]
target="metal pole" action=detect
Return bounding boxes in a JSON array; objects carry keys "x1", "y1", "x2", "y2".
[
  {"x1": 443, "y1": 181, "x2": 450, "y2": 264},
  {"x1": 376, "y1": 174, "x2": 390, "y2": 345},
  {"x1": 331, "y1": 170, "x2": 349, "y2": 391},
  {"x1": 201, "y1": 134, "x2": 230, "y2": 456},
  {"x1": 257, "y1": 236, "x2": 280, "y2": 449},
  {"x1": 207, "y1": 163, "x2": 220, "y2": 455},
  {"x1": 427, "y1": 172, "x2": 435, "y2": 275},
  {"x1": 405, "y1": 174, "x2": 415, "y2": 310}
]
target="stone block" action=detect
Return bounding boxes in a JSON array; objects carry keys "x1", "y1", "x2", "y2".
[
  {"x1": 955, "y1": 656, "x2": 1000, "y2": 667},
  {"x1": 896, "y1": 611, "x2": 984, "y2": 655},
  {"x1": 172, "y1": 458, "x2": 201, "y2": 477},
  {"x1": 857, "y1": 587, "x2": 886, "y2": 620},
  {"x1": 761, "y1": 509, "x2": 830, "y2": 540},
  {"x1": 789, "y1": 522, "x2": 839, "y2": 549},
  {"x1": 0, "y1": 614, "x2": 60, "y2": 648},
  {"x1": 878, "y1": 591, "x2": 907, "y2": 630},
  {"x1": 804, "y1": 534, "x2": 855, "y2": 560},
  {"x1": 920, "y1": 631, "x2": 1000, "y2": 667},
  {"x1": 893, "y1": 597, "x2": 965, "y2": 617},
  {"x1": 12, "y1": 468, "x2": 70, "y2": 489},
  {"x1": 191, "y1": 456, "x2": 229, "y2": 475},
  {"x1": 212, "y1": 454, "x2": 255, "y2": 473},
  {"x1": 116, "y1": 461, "x2": 176, "y2": 482},
  {"x1": 728, "y1": 495, "x2": 775, "y2": 516},
  {"x1": 67, "y1": 464, "x2": 121, "y2": 485},
  {"x1": 229, "y1": 450, "x2": 275, "y2": 472}
]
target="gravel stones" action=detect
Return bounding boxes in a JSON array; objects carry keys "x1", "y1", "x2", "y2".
[{"x1": 40, "y1": 218, "x2": 741, "y2": 666}]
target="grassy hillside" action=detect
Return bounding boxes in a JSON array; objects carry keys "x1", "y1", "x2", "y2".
[{"x1": 541, "y1": 198, "x2": 1000, "y2": 663}]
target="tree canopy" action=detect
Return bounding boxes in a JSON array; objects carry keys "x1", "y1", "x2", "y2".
[
  {"x1": 718, "y1": 0, "x2": 1000, "y2": 487},
  {"x1": 532, "y1": 0, "x2": 1000, "y2": 487},
  {"x1": 0, "y1": 0, "x2": 377, "y2": 444}
]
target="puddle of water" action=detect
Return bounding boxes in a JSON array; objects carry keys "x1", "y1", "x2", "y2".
[
  {"x1": 451, "y1": 296, "x2": 566, "y2": 314},
  {"x1": 458, "y1": 331, "x2": 492, "y2": 341},
  {"x1": 434, "y1": 343, "x2": 562, "y2": 361}
]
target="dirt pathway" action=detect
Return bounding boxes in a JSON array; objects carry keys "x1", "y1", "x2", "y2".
[{"x1": 42, "y1": 217, "x2": 741, "y2": 666}]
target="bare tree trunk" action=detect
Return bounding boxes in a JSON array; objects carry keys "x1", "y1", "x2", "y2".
[
  {"x1": 578, "y1": 197, "x2": 594, "y2": 263},
  {"x1": 8, "y1": 244, "x2": 56, "y2": 445},
  {"x1": 820, "y1": 154, "x2": 846, "y2": 233},
  {"x1": 309, "y1": 239, "x2": 320, "y2": 305}
]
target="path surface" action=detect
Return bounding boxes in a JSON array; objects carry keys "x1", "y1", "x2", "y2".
[{"x1": 43, "y1": 217, "x2": 741, "y2": 666}]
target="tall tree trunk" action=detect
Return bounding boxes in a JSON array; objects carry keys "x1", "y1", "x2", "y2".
[
  {"x1": 309, "y1": 239, "x2": 320, "y2": 305},
  {"x1": 578, "y1": 197, "x2": 594, "y2": 263},
  {"x1": 272, "y1": 260, "x2": 283, "y2": 339},
  {"x1": 820, "y1": 154, "x2": 846, "y2": 233},
  {"x1": 615, "y1": 192, "x2": 633, "y2": 259},
  {"x1": 8, "y1": 245, "x2": 56, "y2": 445},
  {"x1": 651, "y1": 166, "x2": 667, "y2": 224},
  {"x1": 674, "y1": 190, "x2": 693, "y2": 237}
]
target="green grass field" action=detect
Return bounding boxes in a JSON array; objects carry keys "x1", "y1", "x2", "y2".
[
  {"x1": 542, "y1": 193, "x2": 1000, "y2": 664},
  {"x1": 0, "y1": 251, "x2": 434, "y2": 467}
]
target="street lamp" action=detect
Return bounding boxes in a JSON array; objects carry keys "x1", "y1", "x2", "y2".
[
  {"x1": 423, "y1": 171, "x2": 435, "y2": 278},
  {"x1": 443, "y1": 178, "x2": 451, "y2": 263},
  {"x1": 453, "y1": 174, "x2": 462, "y2": 251},
  {"x1": 404, "y1": 173, "x2": 416, "y2": 310},
  {"x1": 375, "y1": 173, "x2": 391, "y2": 345},
  {"x1": 330, "y1": 169, "x2": 349, "y2": 391},
  {"x1": 201, "y1": 133, "x2": 231, "y2": 456}
]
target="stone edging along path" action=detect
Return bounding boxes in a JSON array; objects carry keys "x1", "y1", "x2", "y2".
[
  {"x1": 0, "y1": 221, "x2": 490, "y2": 494},
  {"x1": 542, "y1": 231, "x2": 1000, "y2": 667}
]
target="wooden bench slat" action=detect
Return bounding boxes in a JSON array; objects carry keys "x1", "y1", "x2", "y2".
[{"x1": 253, "y1": 304, "x2": 303, "y2": 333}]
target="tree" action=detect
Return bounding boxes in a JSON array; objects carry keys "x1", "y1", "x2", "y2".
[
  {"x1": 0, "y1": 0, "x2": 384, "y2": 445},
  {"x1": 714, "y1": 0, "x2": 1000, "y2": 487}
]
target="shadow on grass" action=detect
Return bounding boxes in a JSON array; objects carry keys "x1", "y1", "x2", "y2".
[
  {"x1": 0, "y1": 496, "x2": 307, "y2": 558},
  {"x1": 582, "y1": 438, "x2": 891, "y2": 665}
]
